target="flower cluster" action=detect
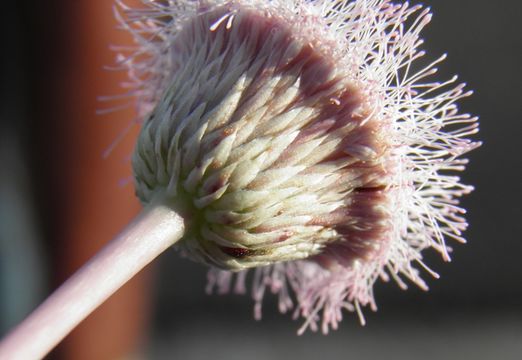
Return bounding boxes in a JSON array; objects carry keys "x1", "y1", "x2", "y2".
[{"x1": 115, "y1": 0, "x2": 480, "y2": 333}]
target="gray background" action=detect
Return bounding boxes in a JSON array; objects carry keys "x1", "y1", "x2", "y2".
[{"x1": 1, "y1": 0, "x2": 521, "y2": 359}]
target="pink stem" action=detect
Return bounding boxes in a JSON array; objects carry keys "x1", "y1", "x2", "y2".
[{"x1": 0, "y1": 202, "x2": 185, "y2": 360}]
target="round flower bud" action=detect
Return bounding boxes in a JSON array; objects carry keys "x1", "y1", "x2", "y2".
[
  {"x1": 132, "y1": 4, "x2": 390, "y2": 271},
  {"x1": 121, "y1": 0, "x2": 480, "y2": 332}
]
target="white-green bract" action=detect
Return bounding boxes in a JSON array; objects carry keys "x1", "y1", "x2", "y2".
[{"x1": 114, "y1": 0, "x2": 480, "y2": 334}]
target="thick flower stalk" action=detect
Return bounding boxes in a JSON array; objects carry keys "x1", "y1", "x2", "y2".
[{"x1": 118, "y1": 0, "x2": 480, "y2": 333}]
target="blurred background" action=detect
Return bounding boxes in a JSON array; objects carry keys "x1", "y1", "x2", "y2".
[{"x1": 1, "y1": 1, "x2": 521, "y2": 359}]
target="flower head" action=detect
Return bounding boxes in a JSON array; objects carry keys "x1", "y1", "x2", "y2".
[{"x1": 116, "y1": 0, "x2": 480, "y2": 333}]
